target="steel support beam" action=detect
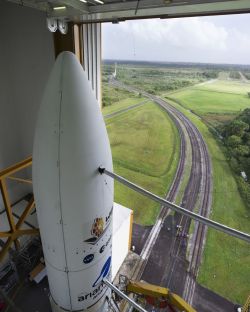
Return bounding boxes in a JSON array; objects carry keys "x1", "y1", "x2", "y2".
[
  {"x1": 0, "y1": 158, "x2": 38, "y2": 261},
  {"x1": 0, "y1": 156, "x2": 32, "y2": 180},
  {"x1": 88, "y1": 0, "x2": 250, "y2": 16},
  {"x1": 5, "y1": 0, "x2": 250, "y2": 22},
  {"x1": 0, "y1": 232, "x2": 12, "y2": 238},
  {"x1": 47, "y1": 0, "x2": 250, "y2": 22},
  {"x1": 54, "y1": 0, "x2": 89, "y2": 13},
  {"x1": 7, "y1": 176, "x2": 32, "y2": 184},
  {"x1": 0, "y1": 180, "x2": 16, "y2": 232},
  {"x1": 15, "y1": 197, "x2": 35, "y2": 229}
]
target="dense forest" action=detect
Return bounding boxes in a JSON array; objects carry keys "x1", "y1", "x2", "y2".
[{"x1": 219, "y1": 108, "x2": 250, "y2": 208}]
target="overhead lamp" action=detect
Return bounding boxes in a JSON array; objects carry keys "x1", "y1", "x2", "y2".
[
  {"x1": 93, "y1": 0, "x2": 104, "y2": 4},
  {"x1": 79, "y1": 0, "x2": 87, "y2": 2},
  {"x1": 53, "y1": 6, "x2": 66, "y2": 10}
]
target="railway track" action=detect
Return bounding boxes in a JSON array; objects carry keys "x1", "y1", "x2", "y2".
[
  {"x1": 131, "y1": 96, "x2": 187, "y2": 281},
  {"x1": 183, "y1": 125, "x2": 212, "y2": 304},
  {"x1": 153, "y1": 97, "x2": 212, "y2": 305},
  {"x1": 110, "y1": 79, "x2": 212, "y2": 306}
]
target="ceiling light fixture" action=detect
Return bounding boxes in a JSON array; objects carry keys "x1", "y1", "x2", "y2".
[
  {"x1": 53, "y1": 6, "x2": 66, "y2": 10},
  {"x1": 93, "y1": 0, "x2": 104, "y2": 4}
]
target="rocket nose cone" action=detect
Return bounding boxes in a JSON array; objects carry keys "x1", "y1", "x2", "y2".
[
  {"x1": 54, "y1": 51, "x2": 90, "y2": 98},
  {"x1": 33, "y1": 50, "x2": 113, "y2": 311},
  {"x1": 56, "y1": 51, "x2": 81, "y2": 77},
  {"x1": 33, "y1": 50, "x2": 112, "y2": 201},
  {"x1": 54, "y1": 51, "x2": 80, "y2": 73}
]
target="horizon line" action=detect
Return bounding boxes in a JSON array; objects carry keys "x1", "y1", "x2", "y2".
[{"x1": 102, "y1": 58, "x2": 250, "y2": 67}]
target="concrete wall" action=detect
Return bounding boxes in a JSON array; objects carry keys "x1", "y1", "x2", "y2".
[{"x1": 0, "y1": 1, "x2": 54, "y2": 208}]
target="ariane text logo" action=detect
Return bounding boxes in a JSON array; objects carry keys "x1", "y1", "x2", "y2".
[
  {"x1": 92, "y1": 256, "x2": 111, "y2": 287},
  {"x1": 78, "y1": 282, "x2": 106, "y2": 302}
]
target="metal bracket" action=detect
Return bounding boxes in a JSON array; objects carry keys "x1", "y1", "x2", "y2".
[
  {"x1": 47, "y1": 17, "x2": 57, "y2": 33},
  {"x1": 58, "y1": 19, "x2": 68, "y2": 35}
]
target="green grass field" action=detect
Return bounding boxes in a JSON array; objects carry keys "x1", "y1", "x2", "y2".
[
  {"x1": 170, "y1": 89, "x2": 250, "y2": 115},
  {"x1": 194, "y1": 79, "x2": 250, "y2": 95},
  {"x1": 103, "y1": 100, "x2": 180, "y2": 225},
  {"x1": 165, "y1": 97, "x2": 250, "y2": 304},
  {"x1": 168, "y1": 80, "x2": 250, "y2": 127}
]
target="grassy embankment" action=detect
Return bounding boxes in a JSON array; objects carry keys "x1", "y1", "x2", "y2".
[
  {"x1": 165, "y1": 80, "x2": 250, "y2": 303},
  {"x1": 103, "y1": 100, "x2": 180, "y2": 225}
]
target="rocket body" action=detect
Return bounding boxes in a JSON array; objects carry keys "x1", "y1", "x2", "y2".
[{"x1": 32, "y1": 52, "x2": 113, "y2": 311}]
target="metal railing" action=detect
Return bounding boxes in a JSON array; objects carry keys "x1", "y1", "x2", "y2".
[
  {"x1": 104, "y1": 279, "x2": 147, "y2": 312},
  {"x1": 99, "y1": 167, "x2": 250, "y2": 243}
]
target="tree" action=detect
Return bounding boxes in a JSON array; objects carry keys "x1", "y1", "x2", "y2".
[
  {"x1": 243, "y1": 132, "x2": 250, "y2": 145},
  {"x1": 233, "y1": 145, "x2": 250, "y2": 157},
  {"x1": 227, "y1": 135, "x2": 241, "y2": 148},
  {"x1": 226, "y1": 120, "x2": 249, "y2": 138},
  {"x1": 238, "y1": 108, "x2": 250, "y2": 125}
]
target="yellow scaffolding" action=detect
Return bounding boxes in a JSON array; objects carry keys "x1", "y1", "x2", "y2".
[
  {"x1": 0, "y1": 157, "x2": 39, "y2": 261},
  {"x1": 127, "y1": 280, "x2": 196, "y2": 312}
]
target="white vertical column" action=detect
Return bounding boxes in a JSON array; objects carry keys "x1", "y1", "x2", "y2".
[
  {"x1": 96, "y1": 24, "x2": 102, "y2": 105},
  {"x1": 81, "y1": 23, "x2": 102, "y2": 107},
  {"x1": 92, "y1": 23, "x2": 97, "y2": 96}
]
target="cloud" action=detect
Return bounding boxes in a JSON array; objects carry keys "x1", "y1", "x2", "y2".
[
  {"x1": 117, "y1": 18, "x2": 228, "y2": 50},
  {"x1": 102, "y1": 15, "x2": 250, "y2": 64}
]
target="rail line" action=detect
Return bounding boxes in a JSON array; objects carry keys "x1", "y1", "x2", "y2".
[
  {"x1": 153, "y1": 97, "x2": 212, "y2": 305},
  {"x1": 110, "y1": 79, "x2": 212, "y2": 305},
  {"x1": 109, "y1": 79, "x2": 188, "y2": 281}
]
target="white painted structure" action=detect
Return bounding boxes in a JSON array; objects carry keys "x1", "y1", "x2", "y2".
[
  {"x1": 112, "y1": 203, "x2": 132, "y2": 280},
  {"x1": 32, "y1": 52, "x2": 113, "y2": 312},
  {"x1": 82, "y1": 23, "x2": 102, "y2": 105}
]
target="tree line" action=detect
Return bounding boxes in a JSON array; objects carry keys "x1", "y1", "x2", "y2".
[{"x1": 219, "y1": 108, "x2": 250, "y2": 208}]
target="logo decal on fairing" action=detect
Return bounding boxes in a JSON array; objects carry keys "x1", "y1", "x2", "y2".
[
  {"x1": 84, "y1": 207, "x2": 112, "y2": 245},
  {"x1": 77, "y1": 256, "x2": 112, "y2": 303},
  {"x1": 92, "y1": 256, "x2": 111, "y2": 287}
]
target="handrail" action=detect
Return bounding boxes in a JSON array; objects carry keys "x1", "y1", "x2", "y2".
[
  {"x1": 99, "y1": 167, "x2": 250, "y2": 243},
  {"x1": 103, "y1": 279, "x2": 147, "y2": 312}
]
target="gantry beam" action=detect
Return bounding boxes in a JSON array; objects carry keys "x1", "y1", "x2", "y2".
[
  {"x1": 4, "y1": 0, "x2": 250, "y2": 22},
  {"x1": 47, "y1": 0, "x2": 250, "y2": 22},
  {"x1": 60, "y1": 0, "x2": 89, "y2": 13}
]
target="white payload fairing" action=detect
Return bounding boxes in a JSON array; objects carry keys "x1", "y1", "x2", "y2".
[{"x1": 32, "y1": 52, "x2": 113, "y2": 312}]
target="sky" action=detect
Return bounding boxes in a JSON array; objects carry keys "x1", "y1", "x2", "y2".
[{"x1": 102, "y1": 14, "x2": 250, "y2": 65}]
